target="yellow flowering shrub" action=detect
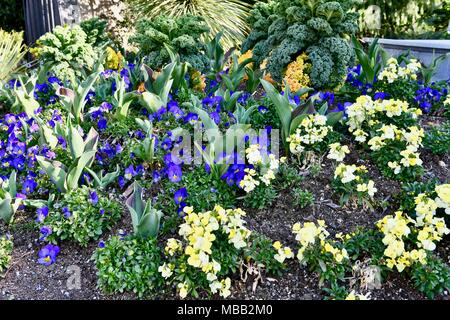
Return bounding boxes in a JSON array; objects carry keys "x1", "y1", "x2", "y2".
[
  {"x1": 345, "y1": 95, "x2": 424, "y2": 181},
  {"x1": 292, "y1": 220, "x2": 349, "y2": 266},
  {"x1": 283, "y1": 53, "x2": 311, "y2": 94},
  {"x1": 105, "y1": 47, "x2": 123, "y2": 70},
  {"x1": 378, "y1": 58, "x2": 421, "y2": 83},
  {"x1": 327, "y1": 143, "x2": 350, "y2": 162},
  {"x1": 239, "y1": 144, "x2": 285, "y2": 193},
  {"x1": 377, "y1": 185, "x2": 450, "y2": 273},
  {"x1": 190, "y1": 69, "x2": 206, "y2": 93},
  {"x1": 160, "y1": 205, "x2": 251, "y2": 299},
  {"x1": 287, "y1": 114, "x2": 333, "y2": 156},
  {"x1": 332, "y1": 164, "x2": 377, "y2": 205}
]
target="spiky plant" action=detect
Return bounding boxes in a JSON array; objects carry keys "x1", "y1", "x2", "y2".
[
  {"x1": 125, "y1": 0, "x2": 253, "y2": 49},
  {"x1": 0, "y1": 29, "x2": 26, "y2": 86}
]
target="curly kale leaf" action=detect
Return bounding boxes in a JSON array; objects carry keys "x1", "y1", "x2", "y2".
[
  {"x1": 242, "y1": 0, "x2": 358, "y2": 89},
  {"x1": 131, "y1": 14, "x2": 210, "y2": 71}
]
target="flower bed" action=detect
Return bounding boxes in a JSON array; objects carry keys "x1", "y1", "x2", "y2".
[{"x1": 0, "y1": 2, "x2": 449, "y2": 300}]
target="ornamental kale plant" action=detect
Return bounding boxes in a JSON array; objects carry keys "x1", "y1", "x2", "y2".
[
  {"x1": 37, "y1": 187, "x2": 121, "y2": 246},
  {"x1": 30, "y1": 25, "x2": 97, "y2": 82},
  {"x1": 242, "y1": 0, "x2": 358, "y2": 89},
  {"x1": 80, "y1": 17, "x2": 110, "y2": 49},
  {"x1": 130, "y1": 15, "x2": 210, "y2": 72}
]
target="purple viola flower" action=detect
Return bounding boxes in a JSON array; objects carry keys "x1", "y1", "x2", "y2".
[
  {"x1": 45, "y1": 150, "x2": 56, "y2": 159},
  {"x1": 124, "y1": 165, "x2": 137, "y2": 180},
  {"x1": 37, "y1": 244, "x2": 60, "y2": 266},
  {"x1": 134, "y1": 130, "x2": 145, "y2": 140},
  {"x1": 47, "y1": 76, "x2": 62, "y2": 85},
  {"x1": 62, "y1": 207, "x2": 71, "y2": 219},
  {"x1": 99, "y1": 208, "x2": 105, "y2": 215},
  {"x1": 36, "y1": 207, "x2": 49, "y2": 223},
  {"x1": 174, "y1": 187, "x2": 188, "y2": 205},
  {"x1": 57, "y1": 136, "x2": 67, "y2": 149},
  {"x1": 184, "y1": 112, "x2": 198, "y2": 125},
  {"x1": 152, "y1": 170, "x2": 161, "y2": 183},
  {"x1": 258, "y1": 105, "x2": 268, "y2": 113},
  {"x1": 39, "y1": 226, "x2": 52, "y2": 241},
  {"x1": 373, "y1": 92, "x2": 389, "y2": 100},
  {"x1": 97, "y1": 117, "x2": 107, "y2": 131},
  {"x1": 161, "y1": 137, "x2": 173, "y2": 151},
  {"x1": 100, "y1": 102, "x2": 112, "y2": 112},
  {"x1": 98, "y1": 240, "x2": 105, "y2": 248},
  {"x1": 90, "y1": 191, "x2": 99, "y2": 205},
  {"x1": 167, "y1": 164, "x2": 182, "y2": 183},
  {"x1": 35, "y1": 82, "x2": 49, "y2": 93},
  {"x1": 118, "y1": 175, "x2": 125, "y2": 188},
  {"x1": 210, "y1": 111, "x2": 221, "y2": 125},
  {"x1": 22, "y1": 178, "x2": 37, "y2": 194}
]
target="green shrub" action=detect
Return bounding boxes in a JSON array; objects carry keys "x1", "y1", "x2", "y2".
[
  {"x1": 92, "y1": 236, "x2": 164, "y2": 298},
  {"x1": 243, "y1": 183, "x2": 278, "y2": 209},
  {"x1": 179, "y1": 166, "x2": 237, "y2": 212},
  {"x1": 242, "y1": 0, "x2": 358, "y2": 89},
  {"x1": 80, "y1": 17, "x2": 110, "y2": 48},
  {"x1": 38, "y1": 187, "x2": 121, "y2": 246},
  {"x1": 423, "y1": 122, "x2": 450, "y2": 155},
  {"x1": 410, "y1": 254, "x2": 450, "y2": 299},
  {"x1": 30, "y1": 25, "x2": 97, "y2": 81},
  {"x1": 125, "y1": 0, "x2": 252, "y2": 49},
  {"x1": 130, "y1": 15, "x2": 210, "y2": 71},
  {"x1": 292, "y1": 187, "x2": 315, "y2": 208},
  {"x1": 276, "y1": 163, "x2": 304, "y2": 189},
  {"x1": 0, "y1": 235, "x2": 13, "y2": 275},
  {"x1": 244, "y1": 233, "x2": 285, "y2": 276}
]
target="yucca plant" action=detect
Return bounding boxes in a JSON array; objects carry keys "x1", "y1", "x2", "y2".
[
  {"x1": 0, "y1": 29, "x2": 26, "y2": 86},
  {"x1": 125, "y1": 0, "x2": 253, "y2": 49}
]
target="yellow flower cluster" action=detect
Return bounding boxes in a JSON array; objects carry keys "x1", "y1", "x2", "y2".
[
  {"x1": 334, "y1": 164, "x2": 377, "y2": 197},
  {"x1": 327, "y1": 143, "x2": 350, "y2": 162},
  {"x1": 376, "y1": 211, "x2": 428, "y2": 272},
  {"x1": 292, "y1": 220, "x2": 348, "y2": 265},
  {"x1": 238, "y1": 50, "x2": 253, "y2": 69},
  {"x1": 346, "y1": 96, "x2": 424, "y2": 175},
  {"x1": 190, "y1": 69, "x2": 206, "y2": 92},
  {"x1": 273, "y1": 241, "x2": 294, "y2": 263},
  {"x1": 239, "y1": 144, "x2": 285, "y2": 192},
  {"x1": 105, "y1": 47, "x2": 123, "y2": 70},
  {"x1": 377, "y1": 184, "x2": 450, "y2": 272},
  {"x1": 444, "y1": 94, "x2": 450, "y2": 107},
  {"x1": 283, "y1": 53, "x2": 311, "y2": 93},
  {"x1": 378, "y1": 57, "x2": 421, "y2": 83},
  {"x1": 346, "y1": 96, "x2": 421, "y2": 134},
  {"x1": 162, "y1": 205, "x2": 251, "y2": 299},
  {"x1": 287, "y1": 115, "x2": 332, "y2": 155},
  {"x1": 435, "y1": 184, "x2": 450, "y2": 214},
  {"x1": 321, "y1": 240, "x2": 349, "y2": 263}
]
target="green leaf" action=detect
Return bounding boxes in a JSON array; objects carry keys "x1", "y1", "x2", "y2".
[
  {"x1": 326, "y1": 111, "x2": 343, "y2": 126},
  {"x1": 66, "y1": 150, "x2": 96, "y2": 190},
  {"x1": 0, "y1": 198, "x2": 13, "y2": 223},
  {"x1": 141, "y1": 92, "x2": 164, "y2": 113},
  {"x1": 68, "y1": 123, "x2": 85, "y2": 159},
  {"x1": 260, "y1": 78, "x2": 291, "y2": 142},
  {"x1": 36, "y1": 156, "x2": 68, "y2": 193}
]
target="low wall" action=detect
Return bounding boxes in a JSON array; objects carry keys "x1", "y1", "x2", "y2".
[{"x1": 365, "y1": 39, "x2": 450, "y2": 82}]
